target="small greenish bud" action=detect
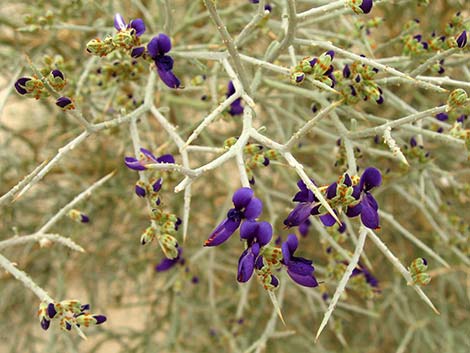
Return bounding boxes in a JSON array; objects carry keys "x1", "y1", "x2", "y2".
[
  {"x1": 191, "y1": 75, "x2": 206, "y2": 86},
  {"x1": 86, "y1": 37, "x2": 115, "y2": 57},
  {"x1": 409, "y1": 257, "x2": 428, "y2": 274},
  {"x1": 59, "y1": 300, "x2": 82, "y2": 314},
  {"x1": 447, "y1": 89, "x2": 468, "y2": 111},
  {"x1": 261, "y1": 245, "x2": 283, "y2": 269},
  {"x1": 256, "y1": 265, "x2": 279, "y2": 291},
  {"x1": 224, "y1": 137, "x2": 238, "y2": 149},
  {"x1": 140, "y1": 226, "x2": 157, "y2": 245},
  {"x1": 48, "y1": 70, "x2": 66, "y2": 91},
  {"x1": 290, "y1": 70, "x2": 305, "y2": 85},
  {"x1": 113, "y1": 30, "x2": 135, "y2": 50},
  {"x1": 313, "y1": 51, "x2": 334, "y2": 76},
  {"x1": 299, "y1": 56, "x2": 316, "y2": 73},
  {"x1": 265, "y1": 149, "x2": 280, "y2": 160},
  {"x1": 251, "y1": 153, "x2": 268, "y2": 167},
  {"x1": 411, "y1": 272, "x2": 431, "y2": 286},
  {"x1": 243, "y1": 143, "x2": 263, "y2": 155},
  {"x1": 158, "y1": 234, "x2": 179, "y2": 259},
  {"x1": 75, "y1": 314, "x2": 100, "y2": 327}
]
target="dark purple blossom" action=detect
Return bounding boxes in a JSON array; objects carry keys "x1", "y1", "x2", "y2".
[
  {"x1": 147, "y1": 34, "x2": 181, "y2": 89},
  {"x1": 51, "y1": 69, "x2": 64, "y2": 80},
  {"x1": 238, "y1": 242, "x2": 260, "y2": 282},
  {"x1": 114, "y1": 13, "x2": 146, "y2": 37},
  {"x1": 281, "y1": 234, "x2": 318, "y2": 287},
  {"x1": 55, "y1": 96, "x2": 74, "y2": 109},
  {"x1": 131, "y1": 46, "x2": 145, "y2": 58},
  {"x1": 359, "y1": 0, "x2": 373, "y2": 14},
  {"x1": 351, "y1": 263, "x2": 379, "y2": 289},
  {"x1": 456, "y1": 30, "x2": 467, "y2": 48},
  {"x1": 226, "y1": 81, "x2": 244, "y2": 116},
  {"x1": 284, "y1": 180, "x2": 318, "y2": 228},
  {"x1": 124, "y1": 147, "x2": 175, "y2": 171},
  {"x1": 14, "y1": 77, "x2": 31, "y2": 95},
  {"x1": 435, "y1": 112, "x2": 448, "y2": 121},
  {"x1": 204, "y1": 188, "x2": 262, "y2": 247}
]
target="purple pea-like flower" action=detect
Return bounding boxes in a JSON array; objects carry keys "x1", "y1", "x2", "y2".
[
  {"x1": 155, "y1": 247, "x2": 184, "y2": 272},
  {"x1": 51, "y1": 69, "x2": 64, "y2": 80},
  {"x1": 80, "y1": 214, "x2": 90, "y2": 223},
  {"x1": 14, "y1": 77, "x2": 32, "y2": 95},
  {"x1": 131, "y1": 46, "x2": 145, "y2": 58},
  {"x1": 113, "y1": 13, "x2": 146, "y2": 37},
  {"x1": 147, "y1": 34, "x2": 181, "y2": 89},
  {"x1": 359, "y1": 0, "x2": 373, "y2": 14},
  {"x1": 41, "y1": 317, "x2": 51, "y2": 330},
  {"x1": 226, "y1": 81, "x2": 244, "y2": 116},
  {"x1": 435, "y1": 112, "x2": 448, "y2": 121},
  {"x1": 456, "y1": 30, "x2": 467, "y2": 48},
  {"x1": 351, "y1": 262, "x2": 379, "y2": 288},
  {"x1": 93, "y1": 315, "x2": 107, "y2": 324},
  {"x1": 237, "y1": 242, "x2": 260, "y2": 282},
  {"x1": 55, "y1": 96, "x2": 74, "y2": 109},
  {"x1": 124, "y1": 147, "x2": 175, "y2": 171},
  {"x1": 204, "y1": 188, "x2": 263, "y2": 247},
  {"x1": 284, "y1": 179, "x2": 318, "y2": 228},
  {"x1": 281, "y1": 234, "x2": 319, "y2": 287}
]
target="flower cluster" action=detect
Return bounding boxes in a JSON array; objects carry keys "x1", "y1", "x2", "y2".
[
  {"x1": 86, "y1": 13, "x2": 145, "y2": 56},
  {"x1": 205, "y1": 188, "x2": 319, "y2": 289},
  {"x1": 335, "y1": 60, "x2": 384, "y2": 105},
  {"x1": 224, "y1": 138, "x2": 280, "y2": 184},
  {"x1": 38, "y1": 299, "x2": 106, "y2": 332},
  {"x1": 284, "y1": 167, "x2": 382, "y2": 231},
  {"x1": 15, "y1": 68, "x2": 74, "y2": 110},
  {"x1": 125, "y1": 148, "x2": 181, "y2": 259},
  {"x1": 401, "y1": 13, "x2": 467, "y2": 59},
  {"x1": 86, "y1": 14, "x2": 181, "y2": 89},
  {"x1": 408, "y1": 257, "x2": 431, "y2": 286},
  {"x1": 402, "y1": 137, "x2": 431, "y2": 164},
  {"x1": 290, "y1": 51, "x2": 336, "y2": 87}
]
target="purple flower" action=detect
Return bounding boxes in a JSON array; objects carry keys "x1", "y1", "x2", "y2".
[
  {"x1": 51, "y1": 69, "x2": 64, "y2": 80},
  {"x1": 351, "y1": 262, "x2": 379, "y2": 289},
  {"x1": 299, "y1": 219, "x2": 311, "y2": 237},
  {"x1": 130, "y1": 46, "x2": 145, "y2": 58},
  {"x1": 284, "y1": 180, "x2": 318, "y2": 228},
  {"x1": 281, "y1": 234, "x2": 319, "y2": 287},
  {"x1": 312, "y1": 168, "x2": 382, "y2": 229},
  {"x1": 114, "y1": 13, "x2": 146, "y2": 37},
  {"x1": 55, "y1": 96, "x2": 74, "y2": 110},
  {"x1": 237, "y1": 242, "x2": 260, "y2": 282},
  {"x1": 456, "y1": 30, "x2": 467, "y2": 48},
  {"x1": 226, "y1": 81, "x2": 244, "y2": 116},
  {"x1": 14, "y1": 77, "x2": 31, "y2": 95},
  {"x1": 435, "y1": 112, "x2": 448, "y2": 121},
  {"x1": 359, "y1": 0, "x2": 373, "y2": 14},
  {"x1": 93, "y1": 315, "x2": 107, "y2": 324},
  {"x1": 148, "y1": 34, "x2": 181, "y2": 89},
  {"x1": 204, "y1": 188, "x2": 262, "y2": 247},
  {"x1": 124, "y1": 147, "x2": 175, "y2": 171},
  {"x1": 353, "y1": 167, "x2": 382, "y2": 229},
  {"x1": 155, "y1": 247, "x2": 184, "y2": 272}
]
